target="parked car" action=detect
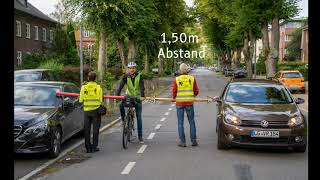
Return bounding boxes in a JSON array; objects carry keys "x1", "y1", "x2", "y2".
[
  {"x1": 14, "y1": 81, "x2": 84, "y2": 158},
  {"x1": 214, "y1": 79, "x2": 307, "y2": 152},
  {"x1": 273, "y1": 70, "x2": 305, "y2": 94},
  {"x1": 224, "y1": 69, "x2": 234, "y2": 77},
  {"x1": 233, "y1": 69, "x2": 247, "y2": 78},
  {"x1": 14, "y1": 69, "x2": 61, "y2": 82}
]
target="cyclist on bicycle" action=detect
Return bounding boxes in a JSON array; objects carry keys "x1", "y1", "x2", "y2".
[{"x1": 116, "y1": 62, "x2": 145, "y2": 143}]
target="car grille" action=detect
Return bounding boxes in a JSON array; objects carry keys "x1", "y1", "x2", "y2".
[
  {"x1": 14, "y1": 125, "x2": 22, "y2": 138},
  {"x1": 237, "y1": 136, "x2": 289, "y2": 144},
  {"x1": 241, "y1": 120, "x2": 289, "y2": 128}
]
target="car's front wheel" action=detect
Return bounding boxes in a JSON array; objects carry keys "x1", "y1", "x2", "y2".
[
  {"x1": 293, "y1": 145, "x2": 306, "y2": 153},
  {"x1": 48, "y1": 127, "x2": 62, "y2": 158},
  {"x1": 217, "y1": 126, "x2": 229, "y2": 150}
]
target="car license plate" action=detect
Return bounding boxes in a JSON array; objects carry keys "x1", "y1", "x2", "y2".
[{"x1": 250, "y1": 130, "x2": 279, "y2": 138}]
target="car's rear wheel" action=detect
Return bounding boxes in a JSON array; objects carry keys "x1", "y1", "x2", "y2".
[
  {"x1": 48, "y1": 127, "x2": 62, "y2": 158},
  {"x1": 217, "y1": 126, "x2": 229, "y2": 150}
]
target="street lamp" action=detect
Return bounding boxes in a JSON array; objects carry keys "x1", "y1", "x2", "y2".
[{"x1": 80, "y1": 27, "x2": 84, "y2": 86}]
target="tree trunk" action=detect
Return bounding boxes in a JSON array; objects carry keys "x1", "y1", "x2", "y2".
[
  {"x1": 266, "y1": 17, "x2": 279, "y2": 78},
  {"x1": 117, "y1": 39, "x2": 126, "y2": 71},
  {"x1": 249, "y1": 30, "x2": 256, "y2": 79},
  {"x1": 127, "y1": 38, "x2": 136, "y2": 62},
  {"x1": 98, "y1": 31, "x2": 107, "y2": 85},
  {"x1": 261, "y1": 22, "x2": 270, "y2": 77},
  {"x1": 236, "y1": 48, "x2": 241, "y2": 69},
  {"x1": 226, "y1": 50, "x2": 232, "y2": 69},
  {"x1": 144, "y1": 48, "x2": 149, "y2": 73},
  {"x1": 243, "y1": 31, "x2": 252, "y2": 79},
  {"x1": 158, "y1": 57, "x2": 164, "y2": 75}
]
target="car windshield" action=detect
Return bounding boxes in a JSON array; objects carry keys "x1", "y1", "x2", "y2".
[
  {"x1": 15, "y1": 72, "x2": 42, "y2": 82},
  {"x1": 225, "y1": 84, "x2": 293, "y2": 104},
  {"x1": 282, "y1": 72, "x2": 302, "y2": 78},
  {"x1": 15, "y1": 85, "x2": 61, "y2": 106}
]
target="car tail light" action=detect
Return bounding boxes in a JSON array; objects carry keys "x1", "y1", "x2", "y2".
[{"x1": 301, "y1": 79, "x2": 304, "y2": 82}]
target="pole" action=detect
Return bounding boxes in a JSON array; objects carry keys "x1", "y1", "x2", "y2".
[
  {"x1": 254, "y1": 40, "x2": 256, "y2": 78},
  {"x1": 80, "y1": 26, "x2": 83, "y2": 86},
  {"x1": 89, "y1": 42, "x2": 92, "y2": 68}
]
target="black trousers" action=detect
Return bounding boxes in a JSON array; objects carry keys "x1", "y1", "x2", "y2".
[{"x1": 84, "y1": 109, "x2": 101, "y2": 150}]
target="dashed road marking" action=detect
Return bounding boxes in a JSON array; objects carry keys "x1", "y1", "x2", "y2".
[
  {"x1": 147, "y1": 132, "x2": 156, "y2": 140},
  {"x1": 168, "y1": 108, "x2": 173, "y2": 111},
  {"x1": 171, "y1": 104, "x2": 175, "y2": 107},
  {"x1": 121, "y1": 162, "x2": 136, "y2": 175},
  {"x1": 155, "y1": 124, "x2": 162, "y2": 130},
  {"x1": 160, "y1": 117, "x2": 166, "y2": 122},
  {"x1": 137, "y1": 145, "x2": 148, "y2": 154},
  {"x1": 165, "y1": 112, "x2": 169, "y2": 116}
]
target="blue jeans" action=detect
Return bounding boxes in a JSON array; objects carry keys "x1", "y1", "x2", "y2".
[
  {"x1": 119, "y1": 102, "x2": 143, "y2": 140},
  {"x1": 176, "y1": 105, "x2": 197, "y2": 143}
]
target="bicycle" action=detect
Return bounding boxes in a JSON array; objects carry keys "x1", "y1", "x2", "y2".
[{"x1": 122, "y1": 95, "x2": 137, "y2": 149}]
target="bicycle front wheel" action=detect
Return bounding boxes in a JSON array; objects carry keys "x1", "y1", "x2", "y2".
[{"x1": 122, "y1": 116, "x2": 129, "y2": 149}]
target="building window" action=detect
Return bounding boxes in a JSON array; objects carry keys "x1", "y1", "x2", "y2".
[
  {"x1": 84, "y1": 30, "x2": 90, "y2": 37},
  {"x1": 285, "y1": 35, "x2": 290, "y2": 41},
  {"x1": 16, "y1": 20, "x2": 21, "y2": 37},
  {"x1": 34, "y1": 26, "x2": 39, "y2": 40},
  {"x1": 50, "y1": 30, "x2": 54, "y2": 42},
  {"x1": 42, "y1": 28, "x2": 46, "y2": 42},
  {"x1": 17, "y1": 51, "x2": 22, "y2": 65},
  {"x1": 26, "y1": 23, "x2": 30, "y2": 38}
]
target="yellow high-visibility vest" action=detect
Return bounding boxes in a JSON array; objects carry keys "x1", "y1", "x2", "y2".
[
  {"x1": 175, "y1": 75, "x2": 195, "y2": 102},
  {"x1": 79, "y1": 82, "x2": 103, "y2": 111}
]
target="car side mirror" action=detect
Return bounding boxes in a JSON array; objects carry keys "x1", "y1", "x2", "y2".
[
  {"x1": 295, "y1": 98, "x2": 305, "y2": 104},
  {"x1": 213, "y1": 96, "x2": 221, "y2": 103},
  {"x1": 63, "y1": 97, "x2": 74, "y2": 107}
]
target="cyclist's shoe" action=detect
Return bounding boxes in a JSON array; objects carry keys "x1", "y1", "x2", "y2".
[
  {"x1": 178, "y1": 142, "x2": 187, "y2": 147},
  {"x1": 92, "y1": 147, "x2": 100, "y2": 152},
  {"x1": 139, "y1": 138, "x2": 144, "y2": 144}
]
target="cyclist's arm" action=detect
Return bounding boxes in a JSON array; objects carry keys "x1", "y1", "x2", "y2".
[
  {"x1": 116, "y1": 75, "x2": 127, "y2": 96},
  {"x1": 140, "y1": 75, "x2": 145, "y2": 97}
]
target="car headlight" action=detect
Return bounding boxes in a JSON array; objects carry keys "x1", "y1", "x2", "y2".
[
  {"x1": 224, "y1": 114, "x2": 241, "y2": 125},
  {"x1": 24, "y1": 120, "x2": 48, "y2": 135},
  {"x1": 288, "y1": 115, "x2": 303, "y2": 126}
]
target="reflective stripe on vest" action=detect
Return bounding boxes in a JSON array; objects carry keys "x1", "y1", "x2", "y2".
[
  {"x1": 127, "y1": 73, "x2": 141, "y2": 98},
  {"x1": 176, "y1": 75, "x2": 194, "y2": 102},
  {"x1": 82, "y1": 82, "x2": 101, "y2": 111}
]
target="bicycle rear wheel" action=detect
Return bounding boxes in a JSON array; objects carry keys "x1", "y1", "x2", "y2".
[{"x1": 122, "y1": 116, "x2": 129, "y2": 149}]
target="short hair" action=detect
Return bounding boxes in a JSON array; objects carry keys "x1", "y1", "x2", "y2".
[
  {"x1": 180, "y1": 63, "x2": 188, "y2": 74},
  {"x1": 88, "y1": 71, "x2": 96, "y2": 81}
]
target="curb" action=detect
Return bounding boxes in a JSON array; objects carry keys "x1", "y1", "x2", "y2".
[{"x1": 19, "y1": 117, "x2": 121, "y2": 180}]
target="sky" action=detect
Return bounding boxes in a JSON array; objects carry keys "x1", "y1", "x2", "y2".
[{"x1": 28, "y1": 0, "x2": 308, "y2": 19}]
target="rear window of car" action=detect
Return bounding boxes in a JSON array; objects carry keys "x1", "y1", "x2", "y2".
[
  {"x1": 282, "y1": 72, "x2": 302, "y2": 78},
  {"x1": 225, "y1": 84, "x2": 293, "y2": 104},
  {"x1": 15, "y1": 72, "x2": 42, "y2": 82}
]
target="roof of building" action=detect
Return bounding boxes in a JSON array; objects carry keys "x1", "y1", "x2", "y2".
[
  {"x1": 14, "y1": 0, "x2": 58, "y2": 23},
  {"x1": 279, "y1": 18, "x2": 307, "y2": 26}
]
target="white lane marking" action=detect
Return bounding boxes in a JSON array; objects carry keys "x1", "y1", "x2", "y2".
[
  {"x1": 160, "y1": 117, "x2": 166, "y2": 122},
  {"x1": 300, "y1": 108, "x2": 308, "y2": 113},
  {"x1": 155, "y1": 124, "x2": 162, "y2": 130},
  {"x1": 165, "y1": 112, "x2": 169, "y2": 116},
  {"x1": 121, "y1": 162, "x2": 136, "y2": 175},
  {"x1": 137, "y1": 145, "x2": 148, "y2": 154},
  {"x1": 147, "y1": 132, "x2": 156, "y2": 140},
  {"x1": 171, "y1": 104, "x2": 175, "y2": 107},
  {"x1": 168, "y1": 108, "x2": 173, "y2": 111}
]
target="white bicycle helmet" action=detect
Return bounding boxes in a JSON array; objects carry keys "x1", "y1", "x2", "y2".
[{"x1": 127, "y1": 62, "x2": 137, "y2": 68}]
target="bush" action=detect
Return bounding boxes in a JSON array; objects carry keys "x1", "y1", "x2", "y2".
[
  {"x1": 62, "y1": 64, "x2": 93, "y2": 86},
  {"x1": 38, "y1": 60, "x2": 64, "y2": 71},
  {"x1": 256, "y1": 55, "x2": 266, "y2": 75},
  {"x1": 140, "y1": 71, "x2": 155, "y2": 80},
  {"x1": 108, "y1": 68, "x2": 124, "y2": 80}
]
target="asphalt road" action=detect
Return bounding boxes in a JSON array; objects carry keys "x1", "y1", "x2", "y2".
[{"x1": 33, "y1": 68, "x2": 308, "y2": 180}]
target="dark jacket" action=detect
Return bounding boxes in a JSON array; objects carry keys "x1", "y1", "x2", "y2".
[{"x1": 116, "y1": 71, "x2": 145, "y2": 97}]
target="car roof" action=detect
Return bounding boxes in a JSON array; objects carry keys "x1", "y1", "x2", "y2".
[
  {"x1": 15, "y1": 69, "x2": 50, "y2": 73},
  {"x1": 230, "y1": 79, "x2": 282, "y2": 85},
  {"x1": 14, "y1": 81, "x2": 76, "y2": 87},
  {"x1": 279, "y1": 70, "x2": 301, "y2": 73}
]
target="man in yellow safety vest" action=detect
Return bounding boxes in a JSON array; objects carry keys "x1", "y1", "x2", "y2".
[
  {"x1": 79, "y1": 71, "x2": 103, "y2": 153},
  {"x1": 172, "y1": 63, "x2": 199, "y2": 147}
]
